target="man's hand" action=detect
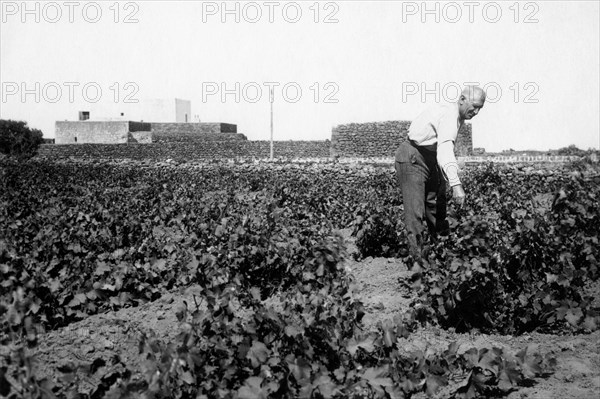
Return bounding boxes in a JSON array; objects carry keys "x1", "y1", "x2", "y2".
[{"x1": 452, "y1": 184, "x2": 466, "y2": 207}]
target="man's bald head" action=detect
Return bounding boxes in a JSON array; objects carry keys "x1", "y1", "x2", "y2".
[
  {"x1": 458, "y1": 86, "x2": 486, "y2": 120},
  {"x1": 461, "y1": 86, "x2": 486, "y2": 103}
]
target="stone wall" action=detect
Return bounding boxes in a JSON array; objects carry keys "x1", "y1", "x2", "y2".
[
  {"x1": 38, "y1": 144, "x2": 584, "y2": 164},
  {"x1": 153, "y1": 132, "x2": 247, "y2": 144},
  {"x1": 463, "y1": 155, "x2": 582, "y2": 163},
  {"x1": 151, "y1": 122, "x2": 237, "y2": 135},
  {"x1": 49, "y1": 119, "x2": 476, "y2": 159},
  {"x1": 331, "y1": 155, "x2": 582, "y2": 165},
  {"x1": 129, "y1": 122, "x2": 153, "y2": 132},
  {"x1": 331, "y1": 120, "x2": 472, "y2": 158},
  {"x1": 38, "y1": 140, "x2": 331, "y2": 160},
  {"x1": 151, "y1": 123, "x2": 243, "y2": 143},
  {"x1": 55, "y1": 121, "x2": 151, "y2": 144}
]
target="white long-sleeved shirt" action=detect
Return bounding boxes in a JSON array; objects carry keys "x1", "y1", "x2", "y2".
[{"x1": 408, "y1": 102, "x2": 464, "y2": 187}]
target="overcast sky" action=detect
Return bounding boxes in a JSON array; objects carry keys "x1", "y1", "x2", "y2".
[{"x1": 1, "y1": 0, "x2": 599, "y2": 151}]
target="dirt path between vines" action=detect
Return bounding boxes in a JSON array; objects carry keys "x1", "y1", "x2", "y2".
[{"x1": 25, "y1": 229, "x2": 600, "y2": 398}]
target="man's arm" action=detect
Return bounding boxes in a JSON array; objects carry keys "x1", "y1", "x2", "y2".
[
  {"x1": 436, "y1": 114, "x2": 466, "y2": 206},
  {"x1": 437, "y1": 141, "x2": 460, "y2": 186},
  {"x1": 437, "y1": 141, "x2": 466, "y2": 206}
]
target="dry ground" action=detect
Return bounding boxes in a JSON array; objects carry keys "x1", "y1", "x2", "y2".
[{"x1": 22, "y1": 229, "x2": 600, "y2": 398}]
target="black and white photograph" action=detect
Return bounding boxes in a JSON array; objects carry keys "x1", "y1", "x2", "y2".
[{"x1": 1, "y1": 1, "x2": 599, "y2": 398}]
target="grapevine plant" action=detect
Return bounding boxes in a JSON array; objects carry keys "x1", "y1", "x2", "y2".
[{"x1": 2, "y1": 159, "x2": 596, "y2": 398}]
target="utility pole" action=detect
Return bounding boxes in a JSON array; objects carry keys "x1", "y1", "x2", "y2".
[{"x1": 270, "y1": 87, "x2": 274, "y2": 161}]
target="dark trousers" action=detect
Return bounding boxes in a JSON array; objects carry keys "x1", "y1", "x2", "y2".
[{"x1": 395, "y1": 141, "x2": 449, "y2": 261}]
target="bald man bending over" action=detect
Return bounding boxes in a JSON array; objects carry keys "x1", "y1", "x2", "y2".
[{"x1": 395, "y1": 86, "x2": 486, "y2": 266}]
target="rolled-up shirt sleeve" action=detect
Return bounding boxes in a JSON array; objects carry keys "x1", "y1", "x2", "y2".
[{"x1": 436, "y1": 113, "x2": 461, "y2": 187}]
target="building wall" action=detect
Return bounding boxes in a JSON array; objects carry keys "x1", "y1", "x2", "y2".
[
  {"x1": 56, "y1": 121, "x2": 129, "y2": 144},
  {"x1": 55, "y1": 121, "x2": 239, "y2": 145},
  {"x1": 85, "y1": 102, "x2": 128, "y2": 122},
  {"x1": 85, "y1": 98, "x2": 188, "y2": 123},
  {"x1": 136, "y1": 99, "x2": 175, "y2": 122},
  {"x1": 55, "y1": 121, "x2": 150, "y2": 144},
  {"x1": 175, "y1": 99, "x2": 192, "y2": 123},
  {"x1": 331, "y1": 120, "x2": 473, "y2": 158}
]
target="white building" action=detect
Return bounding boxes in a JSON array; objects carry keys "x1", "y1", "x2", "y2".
[{"x1": 80, "y1": 98, "x2": 192, "y2": 123}]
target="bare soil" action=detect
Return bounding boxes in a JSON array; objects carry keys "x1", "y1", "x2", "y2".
[{"x1": 20, "y1": 229, "x2": 600, "y2": 398}]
